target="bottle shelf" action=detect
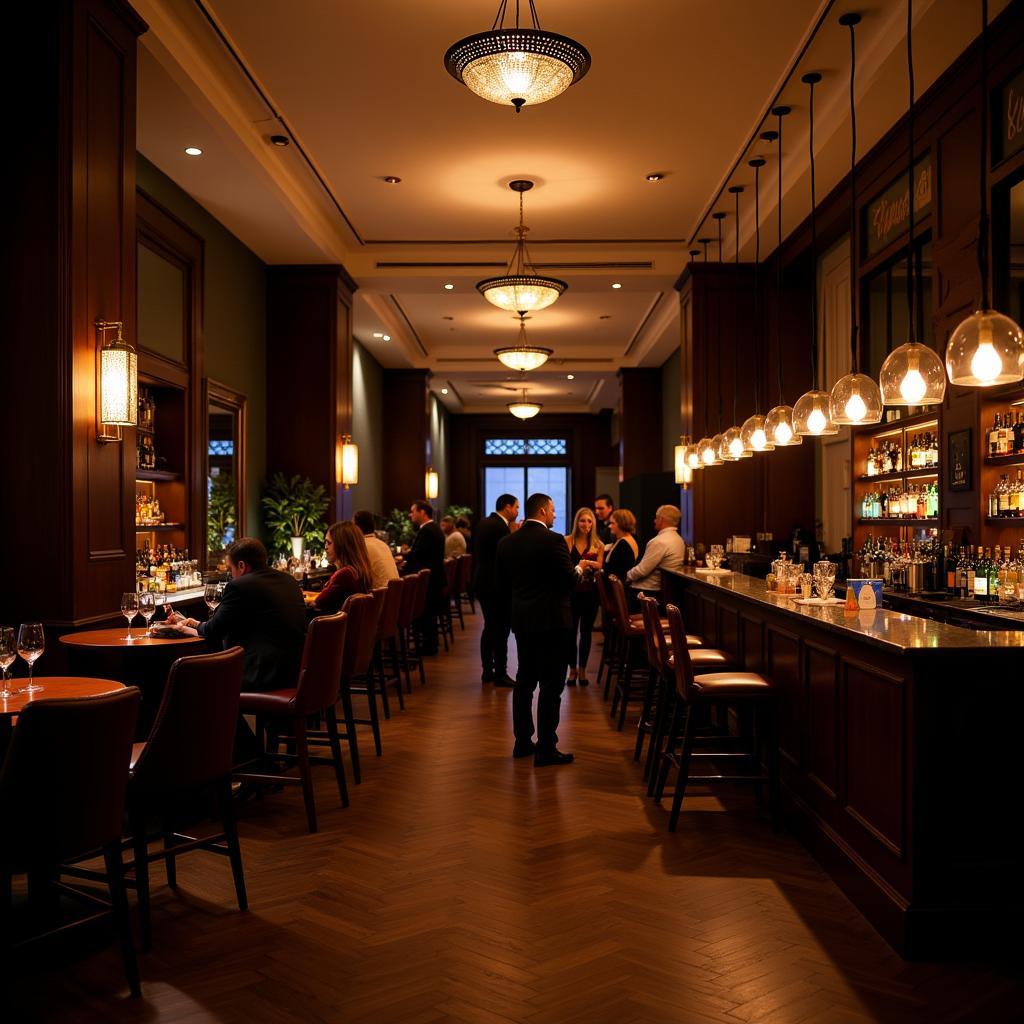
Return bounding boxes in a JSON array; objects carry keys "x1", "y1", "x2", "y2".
[
  {"x1": 984, "y1": 454, "x2": 1024, "y2": 467},
  {"x1": 135, "y1": 523, "x2": 185, "y2": 532},
  {"x1": 858, "y1": 518, "x2": 939, "y2": 526},
  {"x1": 985, "y1": 517, "x2": 1024, "y2": 526},
  {"x1": 857, "y1": 467, "x2": 939, "y2": 484},
  {"x1": 136, "y1": 469, "x2": 179, "y2": 482}
]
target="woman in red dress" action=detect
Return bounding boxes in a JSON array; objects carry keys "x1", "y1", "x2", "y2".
[{"x1": 308, "y1": 521, "x2": 373, "y2": 615}]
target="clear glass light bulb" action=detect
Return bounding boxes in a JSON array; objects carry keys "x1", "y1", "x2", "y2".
[
  {"x1": 728, "y1": 436, "x2": 745, "y2": 457},
  {"x1": 806, "y1": 407, "x2": 827, "y2": 435},
  {"x1": 844, "y1": 392, "x2": 868, "y2": 423},
  {"x1": 701, "y1": 443, "x2": 715, "y2": 464},
  {"x1": 970, "y1": 341, "x2": 1002, "y2": 384},
  {"x1": 686, "y1": 449, "x2": 701, "y2": 470},
  {"x1": 900, "y1": 368, "x2": 927, "y2": 404},
  {"x1": 774, "y1": 421, "x2": 793, "y2": 445},
  {"x1": 751, "y1": 428, "x2": 767, "y2": 450}
]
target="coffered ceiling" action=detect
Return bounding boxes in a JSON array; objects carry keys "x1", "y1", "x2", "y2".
[{"x1": 134, "y1": 0, "x2": 1006, "y2": 414}]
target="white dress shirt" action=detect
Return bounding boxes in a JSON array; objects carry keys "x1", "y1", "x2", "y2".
[
  {"x1": 364, "y1": 534, "x2": 399, "y2": 590},
  {"x1": 444, "y1": 530, "x2": 467, "y2": 558},
  {"x1": 626, "y1": 526, "x2": 685, "y2": 593}
]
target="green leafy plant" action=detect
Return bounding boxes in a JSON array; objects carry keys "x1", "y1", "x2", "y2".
[
  {"x1": 207, "y1": 473, "x2": 237, "y2": 555},
  {"x1": 444, "y1": 504, "x2": 474, "y2": 523},
  {"x1": 384, "y1": 508, "x2": 415, "y2": 547},
  {"x1": 261, "y1": 473, "x2": 330, "y2": 555}
]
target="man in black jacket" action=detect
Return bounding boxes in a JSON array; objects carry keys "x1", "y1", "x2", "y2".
[
  {"x1": 473, "y1": 493, "x2": 519, "y2": 686},
  {"x1": 496, "y1": 493, "x2": 580, "y2": 766},
  {"x1": 402, "y1": 500, "x2": 446, "y2": 655}
]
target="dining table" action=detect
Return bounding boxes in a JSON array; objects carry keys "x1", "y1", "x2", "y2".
[{"x1": 0, "y1": 676, "x2": 126, "y2": 756}]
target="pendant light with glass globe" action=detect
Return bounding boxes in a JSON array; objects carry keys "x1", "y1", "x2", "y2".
[
  {"x1": 722, "y1": 186, "x2": 753, "y2": 459},
  {"x1": 494, "y1": 314, "x2": 553, "y2": 371},
  {"x1": 830, "y1": 13, "x2": 884, "y2": 426},
  {"x1": 741, "y1": 156, "x2": 776, "y2": 452},
  {"x1": 792, "y1": 73, "x2": 839, "y2": 437},
  {"x1": 944, "y1": 0, "x2": 1024, "y2": 387},
  {"x1": 878, "y1": 1, "x2": 946, "y2": 407},
  {"x1": 763, "y1": 107, "x2": 803, "y2": 447}
]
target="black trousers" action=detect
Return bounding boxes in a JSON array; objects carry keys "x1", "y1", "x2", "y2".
[
  {"x1": 570, "y1": 589, "x2": 599, "y2": 668},
  {"x1": 414, "y1": 591, "x2": 441, "y2": 655},
  {"x1": 513, "y1": 627, "x2": 571, "y2": 751},
  {"x1": 478, "y1": 593, "x2": 510, "y2": 678}
]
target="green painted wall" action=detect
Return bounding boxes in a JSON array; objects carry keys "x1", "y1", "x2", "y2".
[
  {"x1": 136, "y1": 155, "x2": 267, "y2": 535},
  {"x1": 350, "y1": 341, "x2": 384, "y2": 515}
]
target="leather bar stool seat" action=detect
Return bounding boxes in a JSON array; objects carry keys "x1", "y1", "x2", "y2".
[
  {"x1": 689, "y1": 671, "x2": 775, "y2": 698},
  {"x1": 686, "y1": 648, "x2": 735, "y2": 671}
]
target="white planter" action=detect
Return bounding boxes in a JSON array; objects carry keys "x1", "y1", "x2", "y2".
[{"x1": 290, "y1": 536, "x2": 305, "y2": 559}]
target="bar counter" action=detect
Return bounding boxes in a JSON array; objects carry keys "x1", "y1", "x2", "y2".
[{"x1": 664, "y1": 567, "x2": 1024, "y2": 959}]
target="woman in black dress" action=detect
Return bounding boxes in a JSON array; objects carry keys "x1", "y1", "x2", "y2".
[
  {"x1": 598, "y1": 508, "x2": 639, "y2": 581},
  {"x1": 564, "y1": 507, "x2": 603, "y2": 685}
]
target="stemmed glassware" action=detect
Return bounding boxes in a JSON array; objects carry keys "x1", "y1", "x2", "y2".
[
  {"x1": 154, "y1": 593, "x2": 167, "y2": 622},
  {"x1": 138, "y1": 592, "x2": 156, "y2": 634},
  {"x1": 121, "y1": 592, "x2": 139, "y2": 641},
  {"x1": 16, "y1": 622, "x2": 45, "y2": 693},
  {"x1": 706, "y1": 544, "x2": 725, "y2": 571},
  {"x1": 204, "y1": 584, "x2": 222, "y2": 616},
  {"x1": 813, "y1": 560, "x2": 837, "y2": 602},
  {"x1": 0, "y1": 627, "x2": 16, "y2": 700}
]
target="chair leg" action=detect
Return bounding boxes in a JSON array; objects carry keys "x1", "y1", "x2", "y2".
[
  {"x1": 616, "y1": 661, "x2": 636, "y2": 731},
  {"x1": 375, "y1": 648, "x2": 391, "y2": 720},
  {"x1": 325, "y1": 705, "x2": 350, "y2": 808},
  {"x1": 130, "y1": 813, "x2": 152, "y2": 951},
  {"x1": 633, "y1": 669, "x2": 657, "y2": 762},
  {"x1": 603, "y1": 633, "x2": 617, "y2": 700},
  {"x1": 161, "y1": 814, "x2": 178, "y2": 888},
  {"x1": 340, "y1": 686, "x2": 361, "y2": 784},
  {"x1": 103, "y1": 843, "x2": 141, "y2": 998},
  {"x1": 456, "y1": 596, "x2": 465, "y2": 630},
  {"x1": 645, "y1": 682, "x2": 671, "y2": 791},
  {"x1": 366, "y1": 671, "x2": 383, "y2": 757},
  {"x1": 654, "y1": 699, "x2": 684, "y2": 801},
  {"x1": 216, "y1": 779, "x2": 248, "y2": 911},
  {"x1": 668, "y1": 705, "x2": 697, "y2": 832},
  {"x1": 389, "y1": 639, "x2": 405, "y2": 711},
  {"x1": 398, "y1": 630, "x2": 413, "y2": 693},
  {"x1": 294, "y1": 719, "x2": 317, "y2": 833}
]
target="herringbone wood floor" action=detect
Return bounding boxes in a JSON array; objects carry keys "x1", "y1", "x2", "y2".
[{"x1": 7, "y1": 611, "x2": 1022, "y2": 1023}]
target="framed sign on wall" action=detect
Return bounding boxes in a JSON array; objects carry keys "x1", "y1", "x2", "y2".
[{"x1": 949, "y1": 428, "x2": 972, "y2": 492}]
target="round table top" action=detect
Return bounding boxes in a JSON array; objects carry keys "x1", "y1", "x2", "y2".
[
  {"x1": 59, "y1": 628, "x2": 207, "y2": 649},
  {"x1": 0, "y1": 677, "x2": 125, "y2": 716}
]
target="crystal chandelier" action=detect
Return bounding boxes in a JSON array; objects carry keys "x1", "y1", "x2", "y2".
[
  {"x1": 830, "y1": 14, "x2": 883, "y2": 426},
  {"x1": 508, "y1": 388, "x2": 542, "y2": 419},
  {"x1": 444, "y1": 0, "x2": 591, "y2": 113},
  {"x1": 494, "y1": 315, "x2": 553, "y2": 371},
  {"x1": 477, "y1": 180, "x2": 567, "y2": 316}
]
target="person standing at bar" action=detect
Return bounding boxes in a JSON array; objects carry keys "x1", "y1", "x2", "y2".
[
  {"x1": 496, "y1": 493, "x2": 580, "y2": 766},
  {"x1": 594, "y1": 494, "x2": 615, "y2": 545},
  {"x1": 626, "y1": 504, "x2": 685, "y2": 606},
  {"x1": 402, "y1": 500, "x2": 445, "y2": 656},
  {"x1": 473, "y1": 493, "x2": 518, "y2": 686}
]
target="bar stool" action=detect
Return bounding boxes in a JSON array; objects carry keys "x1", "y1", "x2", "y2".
[
  {"x1": 655, "y1": 604, "x2": 779, "y2": 832},
  {"x1": 452, "y1": 553, "x2": 472, "y2": 629},
  {"x1": 593, "y1": 572, "x2": 619, "y2": 699},
  {"x1": 436, "y1": 557, "x2": 457, "y2": 651},
  {"x1": 395, "y1": 573, "x2": 421, "y2": 692},
  {"x1": 409, "y1": 570, "x2": 432, "y2": 684},
  {"x1": 371, "y1": 577, "x2": 405, "y2": 717},
  {"x1": 344, "y1": 589, "x2": 386, "y2": 756},
  {"x1": 455, "y1": 553, "x2": 475, "y2": 617}
]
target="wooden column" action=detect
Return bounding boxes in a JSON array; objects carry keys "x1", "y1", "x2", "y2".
[
  {"x1": 617, "y1": 368, "x2": 663, "y2": 480},
  {"x1": 266, "y1": 266, "x2": 357, "y2": 520},
  {"x1": 0, "y1": 0, "x2": 146, "y2": 626},
  {"x1": 381, "y1": 370, "x2": 431, "y2": 514}
]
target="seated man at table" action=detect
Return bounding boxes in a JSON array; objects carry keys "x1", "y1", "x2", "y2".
[
  {"x1": 354, "y1": 509, "x2": 400, "y2": 589},
  {"x1": 625, "y1": 505, "x2": 686, "y2": 607},
  {"x1": 168, "y1": 537, "x2": 307, "y2": 694}
]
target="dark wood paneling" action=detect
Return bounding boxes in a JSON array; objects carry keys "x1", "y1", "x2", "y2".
[
  {"x1": 618, "y1": 368, "x2": 662, "y2": 478},
  {"x1": 740, "y1": 612, "x2": 763, "y2": 671},
  {"x1": 381, "y1": 370, "x2": 430, "y2": 514},
  {"x1": 718, "y1": 603, "x2": 740, "y2": 661},
  {"x1": 804, "y1": 641, "x2": 838, "y2": 801},
  {"x1": 766, "y1": 624, "x2": 802, "y2": 767}
]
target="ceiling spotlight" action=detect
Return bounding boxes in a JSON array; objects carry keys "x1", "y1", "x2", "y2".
[
  {"x1": 184, "y1": 147, "x2": 203, "y2": 156},
  {"x1": 372, "y1": 332, "x2": 383, "y2": 338},
  {"x1": 611, "y1": 282, "x2": 622, "y2": 289},
  {"x1": 383, "y1": 176, "x2": 401, "y2": 184},
  {"x1": 270, "y1": 135, "x2": 290, "y2": 147},
  {"x1": 645, "y1": 173, "x2": 664, "y2": 182},
  {"x1": 566, "y1": 374, "x2": 575, "y2": 380},
  {"x1": 382, "y1": 334, "x2": 391, "y2": 341},
  {"x1": 441, "y1": 387, "x2": 449, "y2": 395},
  {"x1": 444, "y1": 283, "x2": 454, "y2": 290}
]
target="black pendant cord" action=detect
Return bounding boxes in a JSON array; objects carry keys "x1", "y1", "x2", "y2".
[
  {"x1": 716, "y1": 213, "x2": 725, "y2": 431},
  {"x1": 978, "y1": 0, "x2": 991, "y2": 310},
  {"x1": 493, "y1": 0, "x2": 542, "y2": 31},
  {"x1": 805, "y1": 72, "x2": 821, "y2": 391},
  {"x1": 731, "y1": 186, "x2": 744, "y2": 426},
  {"x1": 774, "y1": 109, "x2": 788, "y2": 405},
  {"x1": 751, "y1": 158, "x2": 765, "y2": 413},
  {"x1": 905, "y1": 0, "x2": 916, "y2": 344},
  {"x1": 842, "y1": 14, "x2": 861, "y2": 374},
  {"x1": 700, "y1": 238, "x2": 710, "y2": 261}
]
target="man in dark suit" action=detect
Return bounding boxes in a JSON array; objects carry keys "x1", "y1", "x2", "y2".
[
  {"x1": 594, "y1": 493, "x2": 615, "y2": 545},
  {"x1": 473, "y1": 493, "x2": 519, "y2": 686},
  {"x1": 402, "y1": 499, "x2": 446, "y2": 656},
  {"x1": 169, "y1": 536, "x2": 307, "y2": 692},
  {"x1": 496, "y1": 492, "x2": 580, "y2": 766}
]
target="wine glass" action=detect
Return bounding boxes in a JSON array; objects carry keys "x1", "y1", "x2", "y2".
[
  {"x1": 16, "y1": 622, "x2": 45, "y2": 694},
  {"x1": 204, "y1": 584, "x2": 222, "y2": 616},
  {"x1": 138, "y1": 591, "x2": 156, "y2": 634},
  {"x1": 813, "y1": 561, "x2": 837, "y2": 602},
  {"x1": 121, "y1": 592, "x2": 139, "y2": 641},
  {"x1": 153, "y1": 593, "x2": 167, "y2": 622},
  {"x1": 0, "y1": 627, "x2": 16, "y2": 700}
]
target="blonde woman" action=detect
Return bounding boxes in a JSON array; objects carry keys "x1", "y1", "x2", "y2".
[{"x1": 564, "y1": 507, "x2": 603, "y2": 685}]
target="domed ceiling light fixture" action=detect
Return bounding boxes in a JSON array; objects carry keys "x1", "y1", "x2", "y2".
[
  {"x1": 831, "y1": 13, "x2": 883, "y2": 426},
  {"x1": 508, "y1": 387, "x2": 542, "y2": 419},
  {"x1": 763, "y1": 108, "x2": 803, "y2": 447},
  {"x1": 879, "y1": 0, "x2": 946, "y2": 407},
  {"x1": 444, "y1": 0, "x2": 591, "y2": 114},
  {"x1": 494, "y1": 314, "x2": 553, "y2": 371},
  {"x1": 741, "y1": 156, "x2": 775, "y2": 452},
  {"x1": 477, "y1": 179, "x2": 567, "y2": 315},
  {"x1": 945, "y1": 0, "x2": 1024, "y2": 387},
  {"x1": 793, "y1": 72, "x2": 838, "y2": 437}
]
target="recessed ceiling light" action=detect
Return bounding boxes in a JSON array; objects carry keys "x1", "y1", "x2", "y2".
[
  {"x1": 383, "y1": 176, "x2": 402, "y2": 184},
  {"x1": 567, "y1": 374, "x2": 575, "y2": 380},
  {"x1": 372, "y1": 332, "x2": 383, "y2": 338},
  {"x1": 184, "y1": 147, "x2": 203, "y2": 157},
  {"x1": 444, "y1": 283, "x2": 454, "y2": 290},
  {"x1": 599, "y1": 315, "x2": 612, "y2": 320},
  {"x1": 441, "y1": 387, "x2": 449, "y2": 395},
  {"x1": 645, "y1": 172, "x2": 664, "y2": 182},
  {"x1": 382, "y1": 334, "x2": 391, "y2": 341},
  {"x1": 611, "y1": 282, "x2": 622, "y2": 289},
  {"x1": 270, "y1": 135, "x2": 290, "y2": 147}
]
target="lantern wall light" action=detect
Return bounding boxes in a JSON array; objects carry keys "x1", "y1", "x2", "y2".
[
  {"x1": 337, "y1": 434, "x2": 359, "y2": 489},
  {"x1": 96, "y1": 320, "x2": 137, "y2": 443}
]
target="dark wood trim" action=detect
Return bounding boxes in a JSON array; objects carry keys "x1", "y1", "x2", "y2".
[{"x1": 205, "y1": 378, "x2": 248, "y2": 554}]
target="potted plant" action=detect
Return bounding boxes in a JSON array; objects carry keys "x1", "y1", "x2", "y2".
[
  {"x1": 261, "y1": 473, "x2": 330, "y2": 558},
  {"x1": 207, "y1": 473, "x2": 237, "y2": 558},
  {"x1": 384, "y1": 508, "x2": 416, "y2": 549}
]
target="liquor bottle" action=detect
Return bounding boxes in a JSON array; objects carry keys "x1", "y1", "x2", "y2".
[
  {"x1": 989, "y1": 546, "x2": 1001, "y2": 603},
  {"x1": 945, "y1": 545, "x2": 957, "y2": 593},
  {"x1": 973, "y1": 547, "x2": 988, "y2": 600},
  {"x1": 1015, "y1": 411, "x2": 1024, "y2": 455},
  {"x1": 1013, "y1": 470, "x2": 1024, "y2": 517}
]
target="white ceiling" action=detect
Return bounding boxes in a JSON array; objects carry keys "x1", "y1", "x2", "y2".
[{"x1": 134, "y1": 0, "x2": 1005, "y2": 413}]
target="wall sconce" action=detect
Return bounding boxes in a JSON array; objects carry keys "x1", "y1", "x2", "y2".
[
  {"x1": 337, "y1": 434, "x2": 359, "y2": 489},
  {"x1": 674, "y1": 434, "x2": 693, "y2": 487},
  {"x1": 425, "y1": 466, "x2": 439, "y2": 500},
  {"x1": 96, "y1": 320, "x2": 137, "y2": 443}
]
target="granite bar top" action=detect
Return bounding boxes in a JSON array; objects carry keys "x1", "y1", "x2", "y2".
[{"x1": 664, "y1": 567, "x2": 1024, "y2": 654}]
